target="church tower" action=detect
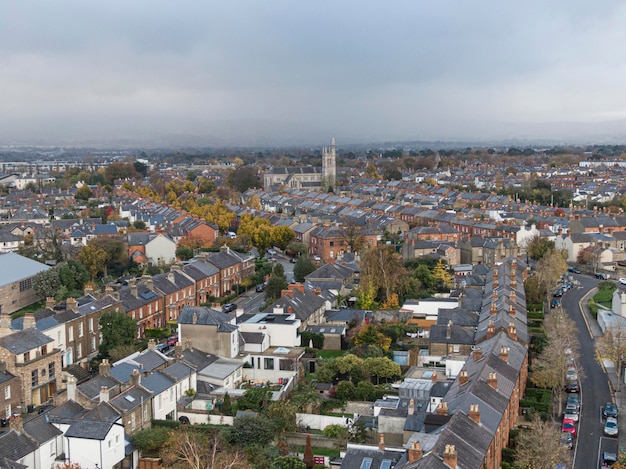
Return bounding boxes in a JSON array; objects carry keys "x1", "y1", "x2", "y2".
[{"x1": 322, "y1": 137, "x2": 336, "y2": 192}]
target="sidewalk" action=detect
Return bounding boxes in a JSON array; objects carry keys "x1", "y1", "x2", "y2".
[{"x1": 578, "y1": 288, "x2": 626, "y2": 450}]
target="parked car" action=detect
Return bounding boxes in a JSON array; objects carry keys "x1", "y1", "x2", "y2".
[
  {"x1": 550, "y1": 298, "x2": 561, "y2": 309},
  {"x1": 563, "y1": 281, "x2": 573, "y2": 291},
  {"x1": 596, "y1": 273, "x2": 608, "y2": 280},
  {"x1": 603, "y1": 402, "x2": 618, "y2": 419},
  {"x1": 312, "y1": 255, "x2": 321, "y2": 261},
  {"x1": 166, "y1": 336, "x2": 178, "y2": 346},
  {"x1": 601, "y1": 452, "x2": 618, "y2": 467},
  {"x1": 222, "y1": 303, "x2": 237, "y2": 313},
  {"x1": 37, "y1": 404, "x2": 54, "y2": 414},
  {"x1": 290, "y1": 257, "x2": 298, "y2": 263},
  {"x1": 561, "y1": 418, "x2": 577, "y2": 437},
  {"x1": 559, "y1": 431, "x2": 573, "y2": 450},
  {"x1": 565, "y1": 381, "x2": 580, "y2": 393},
  {"x1": 566, "y1": 395, "x2": 580, "y2": 411},
  {"x1": 619, "y1": 278, "x2": 626, "y2": 285},
  {"x1": 568, "y1": 267, "x2": 581, "y2": 274},
  {"x1": 564, "y1": 403, "x2": 579, "y2": 422},
  {"x1": 553, "y1": 288, "x2": 564, "y2": 297},
  {"x1": 565, "y1": 367, "x2": 578, "y2": 382},
  {"x1": 604, "y1": 417, "x2": 619, "y2": 437},
  {"x1": 255, "y1": 283, "x2": 265, "y2": 292}
]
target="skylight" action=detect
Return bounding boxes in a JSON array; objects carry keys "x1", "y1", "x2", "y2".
[{"x1": 124, "y1": 395, "x2": 136, "y2": 403}]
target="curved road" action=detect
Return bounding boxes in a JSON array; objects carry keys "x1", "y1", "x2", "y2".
[{"x1": 560, "y1": 274, "x2": 617, "y2": 468}]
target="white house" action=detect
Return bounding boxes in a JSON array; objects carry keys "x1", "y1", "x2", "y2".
[
  {"x1": 141, "y1": 371, "x2": 178, "y2": 421},
  {"x1": 245, "y1": 346, "x2": 305, "y2": 383},
  {"x1": 145, "y1": 234, "x2": 177, "y2": 266},
  {"x1": 63, "y1": 419, "x2": 126, "y2": 469},
  {"x1": 238, "y1": 308, "x2": 302, "y2": 348}
]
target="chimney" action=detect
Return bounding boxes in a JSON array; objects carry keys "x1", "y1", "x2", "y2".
[
  {"x1": 499, "y1": 346, "x2": 509, "y2": 363},
  {"x1": 488, "y1": 372, "x2": 498, "y2": 390},
  {"x1": 473, "y1": 347, "x2": 483, "y2": 361},
  {"x1": 273, "y1": 306, "x2": 284, "y2": 315},
  {"x1": 436, "y1": 401, "x2": 448, "y2": 416},
  {"x1": 142, "y1": 275, "x2": 154, "y2": 291},
  {"x1": 468, "y1": 404, "x2": 481, "y2": 424},
  {"x1": 22, "y1": 313, "x2": 36, "y2": 330},
  {"x1": 175, "y1": 343, "x2": 183, "y2": 359},
  {"x1": 459, "y1": 370, "x2": 469, "y2": 385},
  {"x1": 167, "y1": 272, "x2": 175, "y2": 283},
  {"x1": 287, "y1": 306, "x2": 293, "y2": 315},
  {"x1": 148, "y1": 339, "x2": 156, "y2": 351},
  {"x1": 130, "y1": 368, "x2": 141, "y2": 386},
  {"x1": 490, "y1": 303, "x2": 497, "y2": 316},
  {"x1": 185, "y1": 338, "x2": 193, "y2": 351},
  {"x1": 9, "y1": 415, "x2": 23, "y2": 433},
  {"x1": 486, "y1": 321, "x2": 495, "y2": 339},
  {"x1": 431, "y1": 370, "x2": 438, "y2": 383},
  {"x1": 46, "y1": 297, "x2": 56, "y2": 309},
  {"x1": 99, "y1": 386, "x2": 110, "y2": 403},
  {"x1": 66, "y1": 297, "x2": 78, "y2": 313},
  {"x1": 99, "y1": 359, "x2": 111, "y2": 377},
  {"x1": 192, "y1": 312, "x2": 197, "y2": 324},
  {"x1": 67, "y1": 375, "x2": 77, "y2": 401},
  {"x1": 408, "y1": 398, "x2": 415, "y2": 416},
  {"x1": 509, "y1": 291, "x2": 516, "y2": 305},
  {"x1": 491, "y1": 291, "x2": 498, "y2": 303},
  {"x1": 129, "y1": 278, "x2": 138, "y2": 297},
  {"x1": 378, "y1": 433, "x2": 385, "y2": 451},
  {"x1": 509, "y1": 303, "x2": 516, "y2": 318},
  {"x1": 84, "y1": 283, "x2": 94, "y2": 297},
  {"x1": 507, "y1": 322, "x2": 517, "y2": 341},
  {"x1": 407, "y1": 441, "x2": 423, "y2": 463},
  {"x1": 443, "y1": 445, "x2": 457, "y2": 469}
]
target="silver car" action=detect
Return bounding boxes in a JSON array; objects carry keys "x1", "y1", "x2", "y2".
[{"x1": 604, "y1": 417, "x2": 618, "y2": 437}]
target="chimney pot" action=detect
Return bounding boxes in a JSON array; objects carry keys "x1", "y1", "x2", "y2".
[
  {"x1": 459, "y1": 370, "x2": 469, "y2": 385},
  {"x1": 436, "y1": 401, "x2": 448, "y2": 416},
  {"x1": 378, "y1": 433, "x2": 385, "y2": 451},
  {"x1": 468, "y1": 403, "x2": 481, "y2": 424},
  {"x1": 473, "y1": 347, "x2": 483, "y2": 361},
  {"x1": 443, "y1": 445, "x2": 457, "y2": 469},
  {"x1": 499, "y1": 346, "x2": 509, "y2": 363},
  {"x1": 408, "y1": 441, "x2": 423, "y2": 463},
  {"x1": 488, "y1": 372, "x2": 498, "y2": 390}
]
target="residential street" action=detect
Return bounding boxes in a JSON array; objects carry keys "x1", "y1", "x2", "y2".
[{"x1": 561, "y1": 274, "x2": 617, "y2": 468}]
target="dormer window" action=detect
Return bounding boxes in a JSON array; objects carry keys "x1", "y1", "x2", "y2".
[{"x1": 41, "y1": 345, "x2": 47, "y2": 356}]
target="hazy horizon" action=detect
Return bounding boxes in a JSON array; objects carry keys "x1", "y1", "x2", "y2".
[{"x1": 3, "y1": 1, "x2": 626, "y2": 147}]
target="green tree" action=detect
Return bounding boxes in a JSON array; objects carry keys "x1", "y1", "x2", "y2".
[
  {"x1": 197, "y1": 177, "x2": 216, "y2": 194},
  {"x1": 355, "y1": 380, "x2": 376, "y2": 400},
  {"x1": 132, "y1": 220, "x2": 146, "y2": 230},
  {"x1": 176, "y1": 246, "x2": 194, "y2": 261},
  {"x1": 225, "y1": 415, "x2": 276, "y2": 448},
  {"x1": 88, "y1": 237, "x2": 128, "y2": 277},
  {"x1": 272, "y1": 456, "x2": 307, "y2": 469},
  {"x1": 75, "y1": 184, "x2": 93, "y2": 200},
  {"x1": 267, "y1": 400, "x2": 298, "y2": 434},
  {"x1": 237, "y1": 386, "x2": 273, "y2": 412},
  {"x1": 78, "y1": 245, "x2": 108, "y2": 280},
  {"x1": 265, "y1": 264, "x2": 288, "y2": 303},
  {"x1": 58, "y1": 260, "x2": 89, "y2": 292},
  {"x1": 353, "y1": 325, "x2": 392, "y2": 352},
  {"x1": 186, "y1": 171, "x2": 197, "y2": 181},
  {"x1": 293, "y1": 255, "x2": 316, "y2": 283},
  {"x1": 527, "y1": 236, "x2": 556, "y2": 261},
  {"x1": 33, "y1": 267, "x2": 62, "y2": 298},
  {"x1": 131, "y1": 426, "x2": 171, "y2": 456},
  {"x1": 414, "y1": 264, "x2": 434, "y2": 289},
  {"x1": 222, "y1": 392, "x2": 232, "y2": 416},
  {"x1": 360, "y1": 245, "x2": 407, "y2": 304},
  {"x1": 104, "y1": 162, "x2": 137, "y2": 184},
  {"x1": 99, "y1": 311, "x2": 138, "y2": 359},
  {"x1": 364, "y1": 357, "x2": 401, "y2": 385},
  {"x1": 133, "y1": 161, "x2": 148, "y2": 177},
  {"x1": 227, "y1": 166, "x2": 262, "y2": 193},
  {"x1": 335, "y1": 381, "x2": 357, "y2": 400}
]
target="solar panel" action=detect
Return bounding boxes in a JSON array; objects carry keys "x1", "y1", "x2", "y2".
[{"x1": 140, "y1": 291, "x2": 156, "y2": 300}]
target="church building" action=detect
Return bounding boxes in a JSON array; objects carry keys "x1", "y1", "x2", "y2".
[{"x1": 263, "y1": 138, "x2": 336, "y2": 191}]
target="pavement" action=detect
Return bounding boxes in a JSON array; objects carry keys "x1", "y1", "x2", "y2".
[{"x1": 578, "y1": 286, "x2": 626, "y2": 452}]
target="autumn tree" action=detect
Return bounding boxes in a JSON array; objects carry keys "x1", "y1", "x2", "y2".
[
  {"x1": 271, "y1": 226, "x2": 295, "y2": 251},
  {"x1": 161, "y1": 427, "x2": 251, "y2": 469},
  {"x1": 360, "y1": 245, "x2": 407, "y2": 304},
  {"x1": 432, "y1": 259, "x2": 453, "y2": 291},
  {"x1": 514, "y1": 414, "x2": 570, "y2": 469},
  {"x1": 340, "y1": 219, "x2": 366, "y2": 254},
  {"x1": 526, "y1": 236, "x2": 555, "y2": 261},
  {"x1": 353, "y1": 325, "x2": 392, "y2": 352},
  {"x1": 535, "y1": 247, "x2": 568, "y2": 301},
  {"x1": 87, "y1": 237, "x2": 128, "y2": 277},
  {"x1": 75, "y1": 184, "x2": 93, "y2": 200},
  {"x1": 597, "y1": 322, "x2": 626, "y2": 392},
  {"x1": 77, "y1": 244, "x2": 107, "y2": 280}
]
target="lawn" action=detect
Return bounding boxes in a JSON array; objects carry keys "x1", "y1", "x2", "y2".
[{"x1": 317, "y1": 350, "x2": 345, "y2": 359}]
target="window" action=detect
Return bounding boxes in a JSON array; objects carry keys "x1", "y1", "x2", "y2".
[
  {"x1": 280, "y1": 359, "x2": 295, "y2": 371},
  {"x1": 452, "y1": 344, "x2": 460, "y2": 353},
  {"x1": 40, "y1": 345, "x2": 47, "y2": 356},
  {"x1": 108, "y1": 439, "x2": 112, "y2": 448},
  {"x1": 131, "y1": 413, "x2": 136, "y2": 431},
  {"x1": 89, "y1": 318, "x2": 93, "y2": 332},
  {"x1": 5, "y1": 405, "x2": 10, "y2": 419},
  {"x1": 78, "y1": 323, "x2": 83, "y2": 337},
  {"x1": 23, "y1": 352, "x2": 29, "y2": 363},
  {"x1": 31, "y1": 369, "x2": 38, "y2": 387},
  {"x1": 77, "y1": 343, "x2": 82, "y2": 359},
  {"x1": 91, "y1": 336, "x2": 96, "y2": 352},
  {"x1": 19, "y1": 278, "x2": 32, "y2": 292},
  {"x1": 263, "y1": 358, "x2": 274, "y2": 370},
  {"x1": 380, "y1": 461, "x2": 392, "y2": 469},
  {"x1": 68, "y1": 326, "x2": 73, "y2": 342},
  {"x1": 48, "y1": 363, "x2": 55, "y2": 379},
  {"x1": 360, "y1": 458, "x2": 372, "y2": 469},
  {"x1": 4, "y1": 386, "x2": 10, "y2": 399}
]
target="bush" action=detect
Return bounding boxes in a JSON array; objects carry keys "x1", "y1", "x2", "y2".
[{"x1": 152, "y1": 419, "x2": 181, "y2": 429}]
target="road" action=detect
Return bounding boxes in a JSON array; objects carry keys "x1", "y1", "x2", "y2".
[{"x1": 560, "y1": 274, "x2": 617, "y2": 469}]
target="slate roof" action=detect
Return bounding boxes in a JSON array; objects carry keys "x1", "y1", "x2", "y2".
[
  {"x1": 178, "y1": 306, "x2": 234, "y2": 326},
  {"x1": 109, "y1": 386, "x2": 152, "y2": 413},
  {"x1": 0, "y1": 369, "x2": 17, "y2": 386},
  {"x1": 263, "y1": 288, "x2": 325, "y2": 323},
  {"x1": 77, "y1": 375, "x2": 120, "y2": 400},
  {"x1": 0, "y1": 328, "x2": 53, "y2": 355},
  {"x1": 64, "y1": 420, "x2": 114, "y2": 440},
  {"x1": 0, "y1": 456, "x2": 27, "y2": 469},
  {"x1": 23, "y1": 413, "x2": 63, "y2": 444},
  {"x1": 141, "y1": 372, "x2": 175, "y2": 395},
  {"x1": 341, "y1": 447, "x2": 405, "y2": 469},
  {"x1": 0, "y1": 430, "x2": 39, "y2": 462},
  {"x1": 240, "y1": 332, "x2": 265, "y2": 344},
  {"x1": 162, "y1": 361, "x2": 195, "y2": 381}
]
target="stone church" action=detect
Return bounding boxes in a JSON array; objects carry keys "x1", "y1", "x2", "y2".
[{"x1": 263, "y1": 138, "x2": 336, "y2": 191}]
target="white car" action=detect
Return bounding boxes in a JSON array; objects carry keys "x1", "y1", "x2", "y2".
[
  {"x1": 620, "y1": 278, "x2": 626, "y2": 285},
  {"x1": 566, "y1": 367, "x2": 578, "y2": 382}
]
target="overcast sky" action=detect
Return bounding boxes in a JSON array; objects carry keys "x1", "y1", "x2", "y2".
[{"x1": 2, "y1": 1, "x2": 626, "y2": 146}]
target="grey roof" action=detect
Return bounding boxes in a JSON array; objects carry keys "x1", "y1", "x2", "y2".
[
  {"x1": 181, "y1": 348, "x2": 220, "y2": 370},
  {"x1": 178, "y1": 306, "x2": 234, "y2": 326},
  {"x1": 132, "y1": 350, "x2": 169, "y2": 372},
  {"x1": 0, "y1": 328, "x2": 53, "y2": 355},
  {"x1": 109, "y1": 386, "x2": 152, "y2": 413},
  {"x1": 23, "y1": 413, "x2": 63, "y2": 444},
  {"x1": 0, "y1": 253, "x2": 50, "y2": 287},
  {"x1": 0, "y1": 456, "x2": 27, "y2": 469},
  {"x1": 341, "y1": 447, "x2": 404, "y2": 469},
  {"x1": 240, "y1": 332, "x2": 265, "y2": 344},
  {"x1": 163, "y1": 361, "x2": 195, "y2": 381},
  {"x1": 77, "y1": 375, "x2": 120, "y2": 400},
  {"x1": 109, "y1": 363, "x2": 138, "y2": 384},
  {"x1": 0, "y1": 430, "x2": 39, "y2": 462},
  {"x1": 0, "y1": 369, "x2": 17, "y2": 386},
  {"x1": 64, "y1": 420, "x2": 115, "y2": 440},
  {"x1": 141, "y1": 372, "x2": 175, "y2": 395}
]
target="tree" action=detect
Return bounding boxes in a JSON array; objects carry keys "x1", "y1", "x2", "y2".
[
  {"x1": 197, "y1": 177, "x2": 217, "y2": 195},
  {"x1": 267, "y1": 400, "x2": 298, "y2": 434},
  {"x1": 77, "y1": 245, "x2": 107, "y2": 280},
  {"x1": 364, "y1": 357, "x2": 401, "y2": 385},
  {"x1": 225, "y1": 415, "x2": 276, "y2": 448},
  {"x1": 33, "y1": 267, "x2": 62, "y2": 298},
  {"x1": 265, "y1": 264, "x2": 288, "y2": 303},
  {"x1": 226, "y1": 166, "x2": 261, "y2": 193},
  {"x1": 535, "y1": 248, "x2": 567, "y2": 302},
  {"x1": 340, "y1": 219, "x2": 366, "y2": 254},
  {"x1": 75, "y1": 184, "x2": 93, "y2": 200},
  {"x1": 104, "y1": 162, "x2": 137, "y2": 184},
  {"x1": 186, "y1": 171, "x2": 197, "y2": 181},
  {"x1": 413, "y1": 264, "x2": 434, "y2": 290},
  {"x1": 365, "y1": 163, "x2": 380, "y2": 179},
  {"x1": 432, "y1": 259, "x2": 453, "y2": 291},
  {"x1": 161, "y1": 427, "x2": 250, "y2": 469},
  {"x1": 131, "y1": 426, "x2": 171, "y2": 456},
  {"x1": 335, "y1": 381, "x2": 357, "y2": 400},
  {"x1": 360, "y1": 245, "x2": 407, "y2": 304},
  {"x1": 293, "y1": 255, "x2": 316, "y2": 283},
  {"x1": 302, "y1": 434, "x2": 314, "y2": 469},
  {"x1": 514, "y1": 414, "x2": 570, "y2": 469},
  {"x1": 272, "y1": 456, "x2": 306, "y2": 469},
  {"x1": 353, "y1": 325, "x2": 392, "y2": 352},
  {"x1": 99, "y1": 311, "x2": 138, "y2": 359},
  {"x1": 527, "y1": 236, "x2": 556, "y2": 261},
  {"x1": 597, "y1": 322, "x2": 626, "y2": 392},
  {"x1": 271, "y1": 226, "x2": 295, "y2": 251},
  {"x1": 87, "y1": 237, "x2": 128, "y2": 278},
  {"x1": 237, "y1": 386, "x2": 273, "y2": 412},
  {"x1": 222, "y1": 392, "x2": 232, "y2": 416}
]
